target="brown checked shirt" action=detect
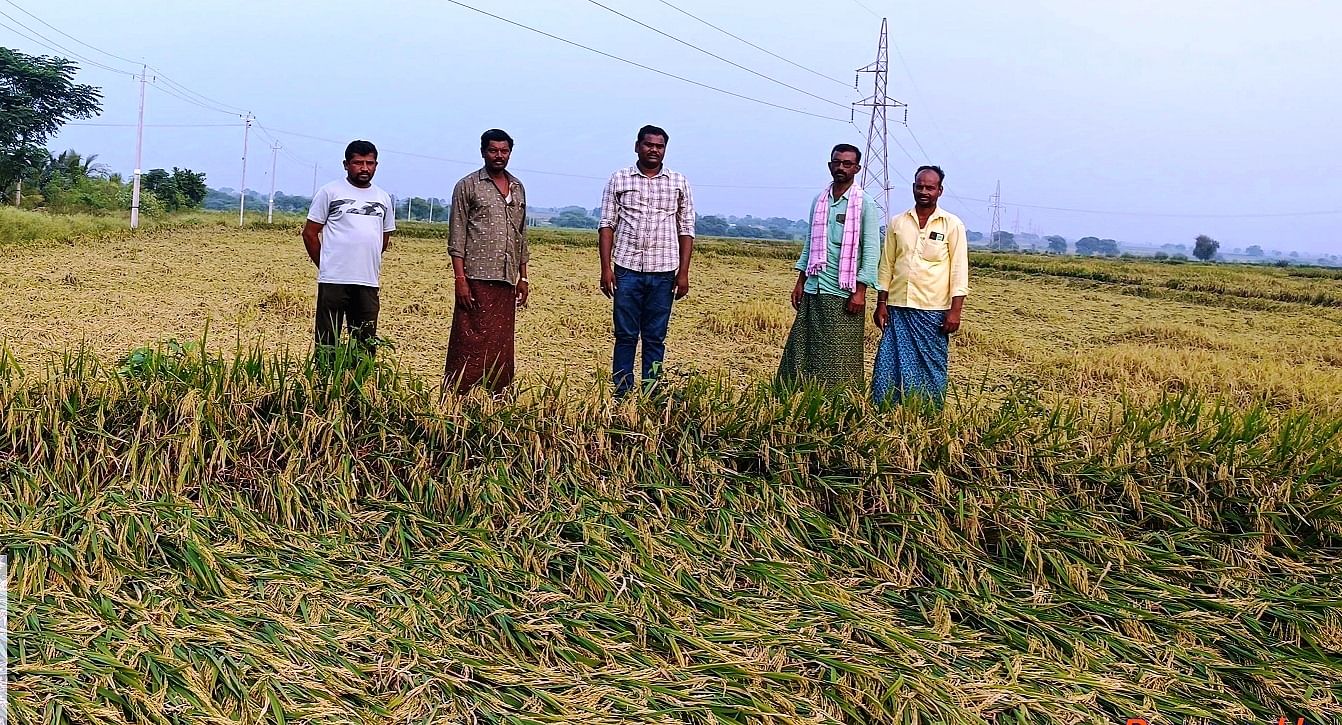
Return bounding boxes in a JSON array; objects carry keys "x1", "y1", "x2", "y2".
[{"x1": 448, "y1": 168, "x2": 528, "y2": 284}]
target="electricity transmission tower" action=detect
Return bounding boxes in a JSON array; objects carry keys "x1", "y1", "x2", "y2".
[
  {"x1": 989, "y1": 180, "x2": 1004, "y2": 246},
  {"x1": 854, "y1": 18, "x2": 907, "y2": 223}
]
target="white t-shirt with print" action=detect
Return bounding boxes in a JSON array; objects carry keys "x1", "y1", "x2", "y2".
[{"x1": 307, "y1": 179, "x2": 396, "y2": 287}]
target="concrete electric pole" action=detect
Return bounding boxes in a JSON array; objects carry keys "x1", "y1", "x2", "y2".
[
  {"x1": 238, "y1": 113, "x2": 254, "y2": 226},
  {"x1": 130, "y1": 65, "x2": 149, "y2": 229},
  {"x1": 267, "y1": 142, "x2": 280, "y2": 223}
]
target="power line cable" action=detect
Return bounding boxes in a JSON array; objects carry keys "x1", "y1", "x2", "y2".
[
  {"x1": 66, "y1": 121, "x2": 240, "y2": 128},
  {"x1": 850, "y1": 0, "x2": 881, "y2": 19},
  {"x1": 147, "y1": 81, "x2": 245, "y2": 118},
  {"x1": 150, "y1": 70, "x2": 250, "y2": 116},
  {"x1": 0, "y1": 14, "x2": 134, "y2": 76},
  {"x1": 2, "y1": 0, "x2": 251, "y2": 116},
  {"x1": 441, "y1": 0, "x2": 848, "y2": 122},
  {"x1": 886, "y1": 37, "x2": 962, "y2": 172},
  {"x1": 986, "y1": 201, "x2": 1342, "y2": 219},
  {"x1": 654, "y1": 0, "x2": 850, "y2": 87},
  {"x1": 1, "y1": 0, "x2": 139, "y2": 65},
  {"x1": 254, "y1": 122, "x2": 319, "y2": 168},
  {"x1": 583, "y1": 0, "x2": 850, "y2": 111},
  {"x1": 262, "y1": 125, "x2": 825, "y2": 190}
]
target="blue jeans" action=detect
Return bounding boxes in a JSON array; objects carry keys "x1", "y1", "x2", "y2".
[{"x1": 612, "y1": 265, "x2": 675, "y2": 395}]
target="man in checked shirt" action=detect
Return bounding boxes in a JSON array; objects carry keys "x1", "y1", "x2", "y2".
[{"x1": 598, "y1": 124, "x2": 696, "y2": 397}]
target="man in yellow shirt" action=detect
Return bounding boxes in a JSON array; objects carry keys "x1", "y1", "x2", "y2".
[{"x1": 872, "y1": 165, "x2": 969, "y2": 405}]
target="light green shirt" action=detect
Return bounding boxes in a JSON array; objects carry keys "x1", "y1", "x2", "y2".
[{"x1": 793, "y1": 189, "x2": 882, "y2": 298}]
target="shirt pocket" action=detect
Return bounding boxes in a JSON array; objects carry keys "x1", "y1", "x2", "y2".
[
  {"x1": 919, "y1": 234, "x2": 948, "y2": 262},
  {"x1": 617, "y1": 189, "x2": 641, "y2": 211}
]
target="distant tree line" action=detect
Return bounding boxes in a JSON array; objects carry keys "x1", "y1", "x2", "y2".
[
  {"x1": 9, "y1": 147, "x2": 207, "y2": 215},
  {"x1": 540, "y1": 206, "x2": 810, "y2": 240}
]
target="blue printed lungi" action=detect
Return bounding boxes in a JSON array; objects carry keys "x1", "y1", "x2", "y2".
[{"x1": 872, "y1": 306, "x2": 949, "y2": 406}]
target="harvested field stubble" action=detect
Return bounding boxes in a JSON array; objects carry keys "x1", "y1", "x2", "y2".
[
  {"x1": 2, "y1": 221, "x2": 1342, "y2": 723},
  {"x1": 2, "y1": 223, "x2": 1341, "y2": 408}
]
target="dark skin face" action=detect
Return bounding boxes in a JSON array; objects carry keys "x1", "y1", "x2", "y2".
[
  {"x1": 635, "y1": 133, "x2": 666, "y2": 171},
  {"x1": 482, "y1": 140, "x2": 512, "y2": 175},
  {"x1": 343, "y1": 153, "x2": 377, "y2": 188},
  {"x1": 913, "y1": 170, "x2": 943, "y2": 211},
  {"x1": 828, "y1": 150, "x2": 861, "y2": 187}
]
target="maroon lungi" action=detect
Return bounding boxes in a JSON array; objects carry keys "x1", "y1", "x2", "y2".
[{"x1": 443, "y1": 280, "x2": 516, "y2": 394}]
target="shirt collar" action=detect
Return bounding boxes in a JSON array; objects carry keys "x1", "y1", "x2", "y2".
[
  {"x1": 475, "y1": 168, "x2": 518, "y2": 186},
  {"x1": 905, "y1": 205, "x2": 947, "y2": 223},
  {"x1": 829, "y1": 186, "x2": 855, "y2": 204},
  {"x1": 626, "y1": 164, "x2": 668, "y2": 179}
]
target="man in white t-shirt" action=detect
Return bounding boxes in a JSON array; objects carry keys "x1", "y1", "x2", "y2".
[{"x1": 302, "y1": 140, "x2": 396, "y2": 356}]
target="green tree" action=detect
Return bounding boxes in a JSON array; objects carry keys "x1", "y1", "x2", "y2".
[
  {"x1": 696, "y1": 215, "x2": 729, "y2": 236},
  {"x1": 1045, "y1": 235, "x2": 1067, "y2": 254},
  {"x1": 1193, "y1": 234, "x2": 1220, "y2": 261},
  {"x1": 990, "y1": 230, "x2": 1016, "y2": 250},
  {"x1": 142, "y1": 169, "x2": 185, "y2": 211},
  {"x1": 1245, "y1": 244, "x2": 1264, "y2": 257},
  {"x1": 1075, "y1": 236, "x2": 1102, "y2": 255},
  {"x1": 171, "y1": 167, "x2": 207, "y2": 208},
  {"x1": 552, "y1": 209, "x2": 597, "y2": 229},
  {"x1": 0, "y1": 48, "x2": 102, "y2": 200},
  {"x1": 47, "y1": 149, "x2": 108, "y2": 182}
]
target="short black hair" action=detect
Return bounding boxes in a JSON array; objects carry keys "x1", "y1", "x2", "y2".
[
  {"x1": 915, "y1": 165, "x2": 945, "y2": 185},
  {"x1": 831, "y1": 143, "x2": 862, "y2": 164},
  {"x1": 345, "y1": 140, "x2": 377, "y2": 161},
  {"x1": 480, "y1": 128, "x2": 514, "y2": 151},
  {"x1": 637, "y1": 124, "x2": 669, "y2": 144}
]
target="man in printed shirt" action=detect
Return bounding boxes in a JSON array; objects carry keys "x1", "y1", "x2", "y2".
[
  {"x1": 872, "y1": 165, "x2": 970, "y2": 406},
  {"x1": 598, "y1": 124, "x2": 695, "y2": 396},
  {"x1": 443, "y1": 129, "x2": 529, "y2": 394},
  {"x1": 303, "y1": 139, "x2": 396, "y2": 361},
  {"x1": 777, "y1": 143, "x2": 881, "y2": 389}
]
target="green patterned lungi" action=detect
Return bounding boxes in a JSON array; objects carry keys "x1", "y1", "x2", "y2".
[{"x1": 776, "y1": 292, "x2": 865, "y2": 389}]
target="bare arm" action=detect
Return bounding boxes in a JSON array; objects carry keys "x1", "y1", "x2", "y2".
[
  {"x1": 302, "y1": 220, "x2": 323, "y2": 267},
  {"x1": 598, "y1": 175, "x2": 620, "y2": 298},
  {"x1": 792, "y1": 271, "x2": 807, "y2": 309},
  {"x1": 943, "y1": 295, "x2": 966, "y2": 334},
  {"x1": 598, "y1": 227, "x2": 616, "y2": 298},
  {"x1": 674, "y1": 181, "x2": 696, "y2": 300},
  {"x1": 674, "y1": 234, "x2": 694, "y2": 300},
  {"x1": 452, "y1": 255, "x2": 477, "y2": 311}
]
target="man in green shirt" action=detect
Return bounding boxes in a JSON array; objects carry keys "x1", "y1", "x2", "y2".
[{"x1": 776, "y1": 144, "x2": 882, "y2": 389}]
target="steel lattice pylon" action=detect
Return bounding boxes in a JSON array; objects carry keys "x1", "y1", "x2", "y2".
[
  {"x1": 989, "y1": 180, "x2": 1003, "y2": 247},
  {"x1": 855, "y1": 18, "x2": 907, "y2": 229}
]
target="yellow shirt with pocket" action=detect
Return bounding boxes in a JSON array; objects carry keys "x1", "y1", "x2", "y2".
[{"x1": 877, "y1": 207, "x2": 970, "y2": 310}]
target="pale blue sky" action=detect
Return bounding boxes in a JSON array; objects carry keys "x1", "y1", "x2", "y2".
[{"x1": 8, "y1": 0, "x2": 1341, "y2": 253}]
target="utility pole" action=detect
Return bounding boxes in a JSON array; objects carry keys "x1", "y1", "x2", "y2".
[
  {"x1": 854, "y1": 18, "x2": 908, "y2": 225},
  {"x1": 130, "y1": 65, "x2": 149, "y2": 229},
  {"x1": 1012, "y1": 208, "x2": 1021, "y2": 235},
  {"x1": 428, "y1": 197, "x2": 434, "y2": 223},
  {"x1": 14, "y1": 178, "x2": 20, "y2": 206},
  {"x1": 267, "y1": 141, "x2": 280, "y2": 223},
  {"x1": 989, "y1": 180, "x2": 1003, "y2": 247},
  {"x1": 406, "y1": 196, "x2": 412, "y2": 221},
  {"x1": 238, "y1": 113, "x2": 254, "y2": 226},
  {"x1": 311, "y1": 163, "x2": 318, "y2": 197}
]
